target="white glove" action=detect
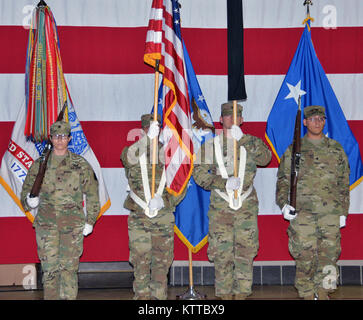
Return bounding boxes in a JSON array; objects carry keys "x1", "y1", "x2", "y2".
[
  {"x1": 226, "y1": 177, "x2": 241, "y2": 191},
  {"x1": 282, "y1": 204, "x2": 297, "y2": 221},
  {"x1": 339, "y1": 215, "x2": 346, "y2": 228},
  {"x1": 26, "y1": 193, "x2": 40, "y2": 209},
  {"x1": 147, "y1": 121, "x2": 160, "y2": 139},
  {"x1": 148, "y1": 194, "x2": 164, "y2": 211},
  {"x1": 83, "y1": 223, "x2": 93, "y2": 236},
  {"x1": 230, "y1": 125, "x2": 243, "y2": 141}
]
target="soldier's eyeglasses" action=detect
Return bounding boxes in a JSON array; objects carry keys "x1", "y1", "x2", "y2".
[
  {"x1": 307, "y1": 116, "x2": 325, "y2": 123},
  {"x1": 51, "y1": 134, "x2": 69, "y2": 140}
]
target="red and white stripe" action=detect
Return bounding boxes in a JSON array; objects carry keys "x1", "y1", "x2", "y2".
[
  {"x1": 0, "y1": 0, "x2": 362, "y2": 263},
  {"x1": 144, "y1": 0, "x2": 193, "y2": 196},
  {"x1": 144, "y1": 1, "x2": 163, "y2": 62}
]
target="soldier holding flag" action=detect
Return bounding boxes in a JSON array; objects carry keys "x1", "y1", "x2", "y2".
[
  {"x1": 121, "y1": 114, "x2": 186, "y2": 300},
  {"x1": 193, "y1": 102, "x2": 271, "y2": 300},
  {"x1": 193, "y1": 0, "x2": 271, "y2": 300},
  {"x1": 16, "y1": 1, "x2": 108, "y2": 300},
  {"x1": 276, "y1": 106, "x2": 350, "y2": 300}
]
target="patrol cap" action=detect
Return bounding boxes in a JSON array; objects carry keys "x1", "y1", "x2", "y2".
[
  {"x1": 141, "y1": 114, "x2": 162, "y2": 128},
  {"x1": 221, "y1": 102, "x2": 243, "y2": 117},
  {"x1": 304, "y1": 105, "x2": 326, "y2": 119},
  {"x1": 50, "y1": 121, "x2": 71, "y2": 136}
]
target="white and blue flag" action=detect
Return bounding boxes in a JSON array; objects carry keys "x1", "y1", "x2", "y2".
[
  {"x1": 152, "y1": 41, "x2": 214, "y2": 253},
  {"x1": 266, "y1": 20, "x2": 363, "y2": 189}
]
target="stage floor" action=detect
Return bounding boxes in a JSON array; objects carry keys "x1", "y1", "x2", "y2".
[{"x1": 1, "y1": 285, "x2": 363, "y2": 300}]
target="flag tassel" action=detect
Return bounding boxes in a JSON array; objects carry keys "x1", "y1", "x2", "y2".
[{"x1": 302, "y1": 0, "x2": 314, "y2": 30}]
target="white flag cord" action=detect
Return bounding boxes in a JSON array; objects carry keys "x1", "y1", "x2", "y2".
[
  {"x1": 214, "y1": 136, "x2": 252, "y2": 210},
  {"x1": 129, "y1": 152, "x2": 166, "y2": 218}
]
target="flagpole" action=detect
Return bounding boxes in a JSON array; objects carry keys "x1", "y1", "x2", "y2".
[
  {"x1": 173, "y1": 1, "x2": 205, "y2": 301},
  {"x1": 303, "y1": 0, "x2": 313, "y2": 17},
  {"x1": 188, "y1": 248, "x2": 194, "y2": 288},
  {"x1": 177, "y1": 247, "x2": 205, "y2": 300},
  {"x1": 233, "y1": 100, "x2": 238, "y2": 204},
  {"x1": 151, "y1": 60, "x2": 160, "y2": 198}
]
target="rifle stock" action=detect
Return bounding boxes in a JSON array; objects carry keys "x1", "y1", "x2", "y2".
[
  {"x1": 289, "y1": 97, "x2": 302, "y2": 214},
  {"x1": 29, "y1": 143, "x2": 52, "y2": 197},
  {"x1": 29, "y1": 102, "x2": 67, "y2": 198}
]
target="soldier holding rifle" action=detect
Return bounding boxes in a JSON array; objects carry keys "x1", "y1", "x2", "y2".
[
  {"x1": 21, "y1": 120, "x2": 100, "y2": 300},
  {"x1": 276, "y1": 105, "x2": 350, "y2": 300}
]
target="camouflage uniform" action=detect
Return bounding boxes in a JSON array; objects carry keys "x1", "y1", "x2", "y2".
[
  {"x1": 21, "y1": 121, "x2": 100, "y2": 300},
  {"x1": 121, "y1": 114, "x2": 186, "y2": 300},
  {"x1": 276, "y1": 106, "x2": 350, "y2": 298},
  {"x1": 193, "y1": 104, "x2": 271, "y2": 298}
]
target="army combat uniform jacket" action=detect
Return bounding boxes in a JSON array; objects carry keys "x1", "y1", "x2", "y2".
[
  {"x1": 121, "y1": 134, "x2": 186, "y2": 218},
  {"x1": 21, "y1": 150, "x2": 100, "y2": 228},
  {"x1": 193, "y1": 132, "x2": 271, "y2": 210},
  {"x1": 276, "y1": 135, "x2": 350, "y2": 216}
]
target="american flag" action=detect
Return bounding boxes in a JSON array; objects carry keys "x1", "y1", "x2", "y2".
[{"x1": 144, "y1": 0, "x2": 193, "y2": 196}]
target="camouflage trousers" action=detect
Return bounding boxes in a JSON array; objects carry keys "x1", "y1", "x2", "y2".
[
  {"x1": 128, "y1": 210, "x2": 174, "y2": 300},
  {"x1": 207, "y1": 205, "x2": 259, "y2": 297},
  {"x1": 288, "y1": 212, "x2": 341, "y2": 298},
  {"x1": 35, "y1": 223, "x2": 84, "y2": 300}
]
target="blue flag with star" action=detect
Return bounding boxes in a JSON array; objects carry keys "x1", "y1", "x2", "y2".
[
  {"x1": 173, "y1": 41, "x2": 214, "y2": 253},
  {"x1": 265, "y1": 21, "x2": 363, "y2": 189}
]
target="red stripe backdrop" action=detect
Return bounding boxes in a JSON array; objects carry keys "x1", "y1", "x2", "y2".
[
  {"x1": 2, "y1": 26, "x2": 362, "y2": 74},
  {"x1": 1, "y1": 214, "x2": 363, "y2": 263}
]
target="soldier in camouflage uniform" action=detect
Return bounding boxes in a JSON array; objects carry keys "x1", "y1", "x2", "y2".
[
  {"x1": 193, "y1": 103, "x2": 271, "y2": 300},
  {"x1": 276, "y1": 106, "x2": 350, "y2": 300},
  {"x1": 21, "y1": 121, "x2": 100, "y2": 300},
  {"x1": 121, "y1": 114, "x2": 186, "y2": 300}
]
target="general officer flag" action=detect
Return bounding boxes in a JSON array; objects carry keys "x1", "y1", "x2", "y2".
[
  {"x1": 152, "y1": 41, "x2": 213, "y2": 253},
  {"x1": 265, "y1": 20, "x2": 363, "y2": 189},
  {"x1": 173, "y1": 41, "x2": 214, "y2": 253}
]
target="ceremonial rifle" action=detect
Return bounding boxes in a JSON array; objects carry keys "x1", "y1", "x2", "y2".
[
  {"x1": 289, "y1": 96, "x2": 302, "y2": 215},
  {"x1": 29, "y1": 102, "x2": 67, "y2": 198}
]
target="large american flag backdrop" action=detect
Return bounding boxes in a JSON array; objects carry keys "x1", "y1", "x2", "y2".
[{"x1": 0, "y1": 0, "x2": 362, "y2": 263}]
